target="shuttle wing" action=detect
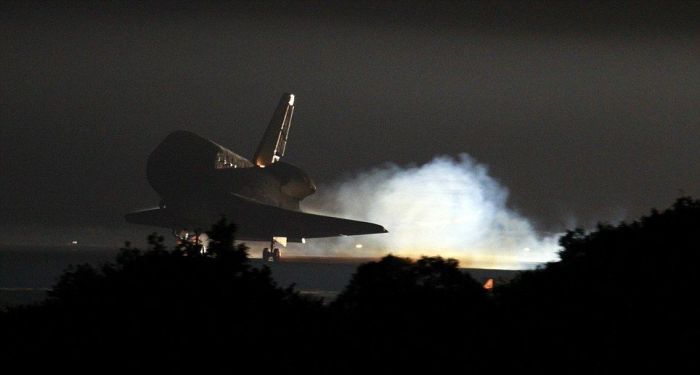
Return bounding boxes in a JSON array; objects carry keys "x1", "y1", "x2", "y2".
[
  {"x1": 125, "y1": 207, "x2": 180, "y2": 228},
  {"x1": 125, "y1": 194, "x2": 387, "y2": 242},
  {"x1": 228, "y1": 194, "x2": 388, "y2": 241}
]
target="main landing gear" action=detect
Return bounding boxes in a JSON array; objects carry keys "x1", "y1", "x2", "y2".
[
  {"x1": 172, "y1": 229, "x2": 208, "y2": 253},
  {"x1": 262, "y1": 238, "x2": 281, "y2": 262},
  {"x1": 262, "y1": 248, "x2": 281, "y2": 262}
]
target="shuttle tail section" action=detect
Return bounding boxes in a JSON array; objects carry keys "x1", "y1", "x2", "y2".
[{"x1": 253, "y1": 93, "x2": 295, "y2": 167}]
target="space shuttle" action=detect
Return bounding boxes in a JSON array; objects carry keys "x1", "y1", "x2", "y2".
[{"x1": 125, "y1": 93, "x2": 386, "y2": 258}]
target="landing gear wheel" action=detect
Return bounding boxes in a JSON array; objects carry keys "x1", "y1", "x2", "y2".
[
  {"x1": 272, "y1": 248, "x2": 281, "y2": 262},
  {"x1": 262, "y1": 248, "x2": 271, "y2": 262}
]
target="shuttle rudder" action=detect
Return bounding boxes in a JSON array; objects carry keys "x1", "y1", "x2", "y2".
[{"x1": 253, "y1": 93, "x2": 295, "y2": 167}]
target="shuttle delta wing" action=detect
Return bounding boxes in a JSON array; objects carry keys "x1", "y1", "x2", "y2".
[
  {"x1": 227, "y1": 194, "x2": 388, "y2": 241},
  {"x1": 125, "y1": 207, "x2": 177, "y2": 227},
  {"x1": 126, "y1": 206, "x2": 214, "y2": 230},
  {"x1": 126, "y1": 195, "x2": 387, "y2": 242}
]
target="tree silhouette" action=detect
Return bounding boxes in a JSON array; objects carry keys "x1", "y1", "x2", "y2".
[
  {"x1": 334, "y1": 255, "x2": 487, "y2": 314},
  {"x1": 1, "y1": 218, "x2": 321, "y2": 374},
  {"x1": 329, "y1": 255, "x2": 492, "y2": 373},
  {"x1": 4, "y1": 199, "x2": 700, "y2": 374},
  {"x1": 496, "y1": 197, "x2": 700, "y2": 373}
]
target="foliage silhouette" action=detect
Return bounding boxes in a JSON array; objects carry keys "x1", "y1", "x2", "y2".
[
  {"x1": 3, "y1": 198, "x2": 700, "y2": 374},
  {"x1": 1, "y1": 218, "x2": 320, "y2": 374},
  {"x1": 328, "y1": 255, "x2": 492, "y2": 373},
  {"x1": 496, "y1": 197, "x2": 700, "y2": 373},
  {"x1": 334, "y1": 255, "x2": 487, "y2": 315}
]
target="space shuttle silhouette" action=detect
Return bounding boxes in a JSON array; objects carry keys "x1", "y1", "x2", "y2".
[{"x1": 126, "y1": 93, "x2": 386, "y2": 259}]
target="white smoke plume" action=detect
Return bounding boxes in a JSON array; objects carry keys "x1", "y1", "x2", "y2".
[{"x1": 297, "y1": 154, "x2": 561, "y2": 269}]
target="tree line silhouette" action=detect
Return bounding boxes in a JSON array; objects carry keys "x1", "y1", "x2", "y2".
[{"x1": 2, "y1": 198, "x2": 700, "y2": 374}]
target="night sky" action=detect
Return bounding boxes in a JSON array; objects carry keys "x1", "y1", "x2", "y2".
[{"x1": 3, "y1": 1, "x2": 700, "y2": 246}]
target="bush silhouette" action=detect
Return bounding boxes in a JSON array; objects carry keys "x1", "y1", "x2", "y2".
[
  {"x1": 4, "y1": 199, "x2": 700, "y2": 374},
  {"x1": 328, "y1": 255, "x2": 492, "y2": 373},
  {"x1": 1, "y1": 218, "x2": 320, "y2": 374},
  {"x1": 334, "y1": 255, "x2": 487, "y2": 315},
  {"x1": 496, "y1": 197, "x2": 700, "y2": 373}
]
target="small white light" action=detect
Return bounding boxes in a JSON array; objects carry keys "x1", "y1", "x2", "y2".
[
  {"x1": 288, "y1": 94, "x2": 295, "y2": 106},
  {"x1": 71, "y1": 240, "x2": 78, "y2": 245},
  {"x1": 523, "y1": 247, "x2": 531, "y2": 252},
  {"x1": 355, "y1": 244, "x2": 363, "y2": 249}
]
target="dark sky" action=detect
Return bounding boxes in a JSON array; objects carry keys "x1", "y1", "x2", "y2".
[{"x1": 2, "y1": 1, "x2": 700, "y2": 245}]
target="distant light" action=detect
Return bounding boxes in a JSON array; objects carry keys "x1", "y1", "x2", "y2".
[
  {"x1": 523, "y1": 247, "x2": 531, "y2": 252},
  {"x1": 71, "y1": 240, "x2": 78, "y2": 245},
  {"x1": 483, "y1": 278, "x2": 494, "y2": 290},
  {"x1": 355, "y1": 244, "x2": 363, "y2": 249}
]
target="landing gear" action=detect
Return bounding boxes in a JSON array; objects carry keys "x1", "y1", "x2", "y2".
[
  {"x1": 172, "y1": 228, "x2": 208, "y2": 254},
  {"x1": 262, "y1": 238, "x2": 282, "y2": 262},
  {"x1": 262, "y1": 248, "x2": 281, "y2": 262}
]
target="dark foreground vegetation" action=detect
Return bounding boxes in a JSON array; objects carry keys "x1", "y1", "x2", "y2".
[{"x1": 3, "y1": 198, "x2": 700, "y2": 374}]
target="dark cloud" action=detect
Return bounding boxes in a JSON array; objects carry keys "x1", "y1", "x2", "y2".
[{"x1": 2, "y1": 1, "x2": 700, "y2": 244}]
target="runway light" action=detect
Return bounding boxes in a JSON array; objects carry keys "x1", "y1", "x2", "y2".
[{"x1": 355, "y1": 244, "x2": 363, "y2": 249}]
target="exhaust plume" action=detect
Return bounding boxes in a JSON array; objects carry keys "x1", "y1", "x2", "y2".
[{"x1": 300, "y1": 154, "x2": 560, "y2": 269}]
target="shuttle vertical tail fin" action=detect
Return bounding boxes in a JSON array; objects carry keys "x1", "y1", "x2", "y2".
[{"x1": 253, "y1": 93, "x2": 295, "y2": 167}]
